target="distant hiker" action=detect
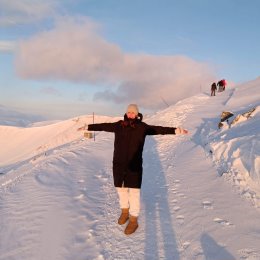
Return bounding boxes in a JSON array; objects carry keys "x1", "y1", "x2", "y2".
[
  {"x1": 217, "y1": 79, "x2": 227, "y2": 92},
  {"x1": 211, "y1": 82, "x2": 217, "y2": 96},
  {"x1": 217, "y1": 80, "x2": 223, "y2": 92},
  {"x1": 222, "y1": 79, "x2": 227, "y2": 90},
  {"x1": 78, "y1": 104, "x2": 188, "y2": 235}
]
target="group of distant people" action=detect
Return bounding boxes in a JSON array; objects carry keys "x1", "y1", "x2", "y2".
[{"x1": 211, "y1": 79, "x2": 227, "y2": 96}]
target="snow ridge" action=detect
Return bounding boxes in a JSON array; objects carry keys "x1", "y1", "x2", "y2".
[{"x1": 1, "y1": 79, "x2": 260, "y2": 259}]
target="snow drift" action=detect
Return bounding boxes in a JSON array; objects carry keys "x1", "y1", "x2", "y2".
[{"x1": 0, "y1": 77, "x2": 260, "y2": 260}]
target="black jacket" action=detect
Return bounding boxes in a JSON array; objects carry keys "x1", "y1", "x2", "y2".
[{"x1": 88, "y1": 113, "x2": 176, "y2": 188}]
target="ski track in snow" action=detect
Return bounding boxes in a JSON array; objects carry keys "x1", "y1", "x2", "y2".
[{"x1": 1, "y1": 92, "x2": 260, "y2": 259}]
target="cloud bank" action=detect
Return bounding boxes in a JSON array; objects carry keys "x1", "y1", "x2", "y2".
[
  {"x1": 0, "y1": 0, "x2": 58, "y2": 26},
  {"x1": 0, "y1": 40, "x2": 16, "y2": 52},
  {"x1": 15, "y1": 17, "x2": 215, "y2": 109}
]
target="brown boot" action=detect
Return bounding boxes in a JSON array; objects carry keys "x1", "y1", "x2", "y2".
[
  {"x1": 124, "y1": 216, "x2": 138, "y2": 235},
  {"x1": 118, "y1": 208, "x2": 129, "y2": 225}
]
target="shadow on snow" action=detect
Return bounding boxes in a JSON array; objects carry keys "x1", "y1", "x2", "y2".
[{"x1": 142, "y1": 137, "x2": 180, "y2": 260}]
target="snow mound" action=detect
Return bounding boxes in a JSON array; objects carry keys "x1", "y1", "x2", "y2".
[
  {"x1": 206, "y1": 84, "x2": 260, "y2": 207},
  {"x1": 0, "y1": 114, "x2": 120, "y2": 167}
]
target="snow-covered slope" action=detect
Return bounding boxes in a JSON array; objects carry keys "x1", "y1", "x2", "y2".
[
  {"x1": 204, "y1": 78, "x2": 260, "y2": 207},
  {"x1": 0, "y1": 79, "x2": 259, "y2": 260},
  {"x1": 0, "y1": 115, "x2": 119, "y2": 167}
]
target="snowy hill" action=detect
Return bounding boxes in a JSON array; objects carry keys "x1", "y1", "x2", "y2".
[
  {"x1": 0, "y1": 115, "x2": 118, "y2": 167},
  {"x1": 0, "y1": 79, "x2": 260, "y2": 260}
]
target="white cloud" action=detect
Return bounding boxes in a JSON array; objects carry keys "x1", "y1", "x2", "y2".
[
  {"x1": 15, "y1": 17, "x2": 216, "y2": 109},
  {"x1": 0, "y1": 0, "x2": 58, "y2": 26},
  {"x1": 0, "y1": 40, "x2": 16, "y2": 52}
]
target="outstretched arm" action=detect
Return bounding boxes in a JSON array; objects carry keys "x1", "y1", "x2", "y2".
[
  {"x1": 145, "y1": 124, "x2": 188, "y2": 135},
  {"x1": 77, "y1": 122, "x2": 117, "y2": 132},
  {"x1": 88, "y1": 122, "x2": 117, "y2": 132}
]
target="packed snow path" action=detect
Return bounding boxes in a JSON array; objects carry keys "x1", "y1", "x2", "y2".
[{"x1": 1, "y1": 91, "x2": 260, "y2": 260}]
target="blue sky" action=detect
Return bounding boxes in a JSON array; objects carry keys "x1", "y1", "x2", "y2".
[{"x1": 0, "y1": 0, "x2": 259, "y2": 119}]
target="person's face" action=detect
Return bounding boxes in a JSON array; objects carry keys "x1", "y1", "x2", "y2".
[{"x1": 127, "y1": 111, "x2": 136, "y2": 119}]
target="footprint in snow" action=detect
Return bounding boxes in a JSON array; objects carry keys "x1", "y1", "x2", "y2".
[
  {"x1": 179, "y1": 241, "x2": 191, "y2": 252},
  {"x1": 74, "y1": 194, "x2": 85, "y2": 200},
  {"x1": 95, "y1": 175, "x2": 109, "y2": 182},
  {"x1": 177, "y1": 193, "x2": 187, "y2": 198},
  {"x1": 172, "y1": 199, "x2": 178, "y2": 204},
  {"x1": 176, "y1": 215, "x2": 185, "y2": 225},
  {"x1": 202, "y1": 200, "x2": 213, "y2": 209},
  {"x1": 213, "y1": 217, "x2": 234, "y2": 226},
  {"x1": 173, "y1": 206, "x2": 181, "y2": 212},
  {"x1": 238, "y1": 248, "x2": 260, "y2": 259}
]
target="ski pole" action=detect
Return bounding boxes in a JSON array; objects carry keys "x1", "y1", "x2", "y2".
[{"x1": 93, "y1": 112, "x2": 95, "y2": 141}]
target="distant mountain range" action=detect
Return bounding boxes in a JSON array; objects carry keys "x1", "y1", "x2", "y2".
[{"x1": 0, "y1": 105, "x2": 45, "y2": 127}]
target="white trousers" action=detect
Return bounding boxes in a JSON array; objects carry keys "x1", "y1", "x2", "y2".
[{"x1": 116, "y1": 187, "x2": 140, "y2": 217}]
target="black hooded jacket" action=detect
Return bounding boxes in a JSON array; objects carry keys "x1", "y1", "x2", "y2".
[{"x1": 88, "y1": 113, "x2": 176, "y2": 188}]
